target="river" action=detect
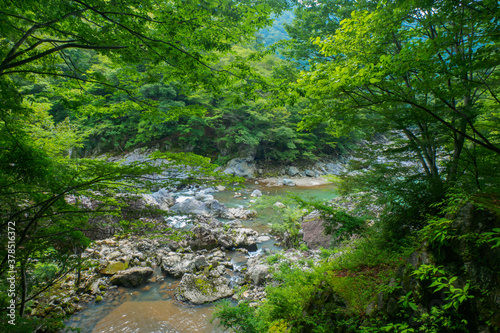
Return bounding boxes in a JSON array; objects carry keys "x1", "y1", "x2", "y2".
[{"x1": 64, "y1": 181, "x2": 338, "y2": 333}]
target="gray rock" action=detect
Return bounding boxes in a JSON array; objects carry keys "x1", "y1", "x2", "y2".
[
  {"x1": 174, "y1": 274, "x2": 234, "y2": 304},
  {"x1": 305, "y1": 169, "x2": 315, "y2": 177},
  {"x1": 170, "y1": 198, "x2": 210, "y2": 216},
  {"x1": 301, "y1": 211, "x2": 332, "y2": 250},
  {"x1": 387, "y1": 297, "x2": 398, "y2": 316},
  {"x1": 195, "y1": 193, "x2": 214, "y2": 202},
  {"x1": 201, "y1": 188, "x2": 215, "y2": 194},
  {"x1": 160, "y1": 253, "x2": 196, "y2": 277},
  {"x1": 109, "y1": 266, "x2": 153, "y2": 287},
  {"x1": 223, "y1": 158, "x2": 256, "y2": 178},
  {"x1": 204, "y1": 199, "x2": 228, "y2": 217},
  {"x1": 274, "y1": 202, "x2": 286, "y2": 208},
  {"x1": 288, "y1": 166, "x2": 300, "y2": 176},
  {"x1": 224, "y1": 208, "x2": 257, "y2": 220},
  {"x1": 150, "y1": 189, "x2": 175, "y2": 208},
  {"x1": 189, "y1": 224, "x2": 222, "y2": 250},
  {"x1": 326, "y1": 163, "x2": 344, "y2": 175},
  {"x1": 245, "y1": 264, "x2": 269, "y2": 285},
  {"x1": 89, "y1": 278, "x2": 107, "y2": 294},
  {"x1": 365, "y1": 302, "x2": 376, "y2": 317},
  {"x1": 250, "y1": 189, "x2": 262, "y2": 197},
  {"x1": 233, "y1": 228, "x2": 259, "y2": 251},
  {"x1": 193, "y1": 256, "x2": 209, "y2": 270},
  {"x1": 282, "y1": 179, "x2": 295, "y2": 186}
]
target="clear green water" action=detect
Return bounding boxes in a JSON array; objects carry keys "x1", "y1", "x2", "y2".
[{"x1": 214, "y1": 181, "x2": 338, "y2": 233}]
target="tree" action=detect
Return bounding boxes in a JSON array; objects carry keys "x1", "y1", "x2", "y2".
[
  {"x1": 0, "y1": 0, "x2": 289, "y2": 88},
  {"x1": 1, "y1": 0, "x2": 287, "y2": 324},
  {"x1": 275, "y1": 0, "x2": 376, "y2": 67},
  {"x1": 297, "y1": 0, "x2": 500, "y2": 191}
]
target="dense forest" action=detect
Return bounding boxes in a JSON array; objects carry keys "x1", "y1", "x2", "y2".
[{"x1": 1, "y1": 0, "x2": 499, "y2": 332}]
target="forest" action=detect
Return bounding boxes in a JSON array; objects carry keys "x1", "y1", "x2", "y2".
[{"x1": 1, "y1": 0, "x2": 499, "y2": 332}]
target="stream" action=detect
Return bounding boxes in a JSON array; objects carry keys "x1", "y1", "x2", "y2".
[{"x1": 64, "y1": 181, "x2": 338, "y2": 333}]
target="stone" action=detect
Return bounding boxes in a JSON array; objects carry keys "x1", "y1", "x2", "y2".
[
  {"x1": 204, "y1": 199, "x2": 228, "y2": 217},
  {"x1": 233, "y1": 228, "x2": 259, "y2": 251},
  {"x1": 223, "y1": 158, "x2": 256, "y2": 178},
  {"x1": 194, "y1": 256, "x2": 209, "y2": 270},
  {"x1": 365, "y1": 302, "x2": 375, "y2": 317},
  {"x1": 149, "y1": 189, "x2": 175, "y2": 208},
  {"x1": 301, "y1": 211, "x2": 332, "y2": 250},
  {"x1": 245, "y1": 264, "x2": 269, "y2": 285},
  {"x1": 174, "y1": 274, "x2": 234, "y2": 304},
  {"x1": 170, "y1": 198, "x2": 210, "y2": 216},
  {"x1": 282, "y1": 179, "x2": 295, "y2": 186},
  {"x1": 160, "y1": 253, "x2": 196, "y2": 277},
  {"x1": 257, "y1": 236, "x2": 271, "y2": 243},
  {"x1": 305, "y1": 169, "x2": 315, "y2": 177},
  {"x1": 224, "y1": 208, "x2": 258, "y2": 220},
  {"x1": 274, "y1": 202, "x2": 286, "y2": 209},
  {"x1": 288, "y1": 166, "x2": 300, "y2": 176},
  {"x1": 250, "y1": 189, "x2": 262, "y2": 197},
  {"x1": 387, "y1": 297, "x2": 398, "y2": 316},
  {"x1": 326, "y1": 163, "x2": 344, "y2": 175},
  {"x1": 195, "y1": 193, "x2": 214, "y2": 202},
  {"x1": 100, "y1": 261, "x2": 129, "y2": 275},
  {"x1": 109, "y1": 266, "x2": 154, "y2": 287}
]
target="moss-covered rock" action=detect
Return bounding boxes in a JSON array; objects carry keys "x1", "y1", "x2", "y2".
[
  {"x1": 174, "y1": 273, "x2": 233, "y2": 304},
  {"x1": 100, "y1": 261, "x2": 129, "y2": 275}
]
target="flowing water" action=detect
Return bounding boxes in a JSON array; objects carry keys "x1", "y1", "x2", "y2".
[{"x1": 66, "y1": 181, "x2": 337, "y2": 332}]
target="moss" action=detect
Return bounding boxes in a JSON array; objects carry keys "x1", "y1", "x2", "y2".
[
  {"x1": 100, "y1": 261, "x2": 129, "y2": 275},
  {"x1": 95, "y1": 295, "x2": 103, "y2": 303},
  {"x1": 195, "y1": 278, "x2": 212, "y2": 296}
]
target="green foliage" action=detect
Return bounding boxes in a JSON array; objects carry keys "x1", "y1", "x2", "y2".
[
  {"x1": 383, "y1": 264, "x2": 475, "y2": 332},
  {"x1": 293, "y1": 195, "x2": 365, "y2": 241},
  {"x1": 213, "y1": 300, "x2": 266, "y2": 333},
  {"x1": 215, "y1": 238, "x2": 399, "y2": 333},
  {"x1": 32, "y1": 262, "x2": 59, "y2": 285},
  {"x1": 251, "y1": 194, "x2": 308, "y2": 248},
  {"x1": 483, "y1": 228, "x2": 500, "y2": 249}
]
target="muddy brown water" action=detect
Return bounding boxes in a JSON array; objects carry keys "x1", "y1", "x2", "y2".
[{"x1": 91, "y1": 301, "x2": 223, "y2": 333}]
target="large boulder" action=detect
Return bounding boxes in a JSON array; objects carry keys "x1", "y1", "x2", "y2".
[
  {"x1": 109, "y1": 266, "x2": 153, "y2": 287},
  {"x1": 301, "y1": 211, "x2": 332, "y2": 249},
  {"x1": 245, "y1": 264, "x2": 269, "y2": 286},
  {"x1": 159, "y1": 252, "x2": 196, "y2": 277},
  {"x1": 170, "y1": 198, "x2": 210, "y2": 216},
  {"x1": 174, "y1": 273, "x2": 233, "y2": 304},
  {"x1": 100, "y1": 261, "x2": 129, "y2": 275},
  {"x1": 204, "y1": 199, "x2": 228, "y2": 217},
  {"x1": 149, "y1": 189, "x2": 175, "y2": 208},
  {"x1": 224, "y1": 208, "x2": 258, "y2": 220},
  {"x1": 288, "y1": 166, "x2": 300, "y2": 176},
  {"x1": 250, "y1": 189, "x2": 262, "y2": 197},
  {"x1": 233, "y1": 228, "x2": 259, "y2": 251},
  {"x1": 223, "y1": 158, "x2": 256, "y2": 178},
  {"x1": 189, "y1": 224, "x2": 221, "y2": 250},
  {"x1": 140, "y1": 188, "x2": 175, "y2": 211},
  {"x1": 326, "y1": 162, "x2": 345, "y2": 175},
  {"x1": 305, "y1": 169, "x2": 315, "y2": 177}
]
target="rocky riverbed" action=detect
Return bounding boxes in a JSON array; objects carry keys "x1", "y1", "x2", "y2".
[
  {"x1": 29, "y1": 149, "x2": 351, "y2": 331},
  {"x1": 31, "y1": 176, "x2": 348, "y2": 331}
]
